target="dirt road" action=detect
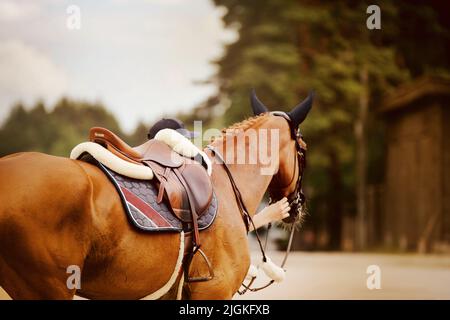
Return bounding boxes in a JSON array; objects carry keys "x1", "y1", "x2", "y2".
[
  {"x1": 1, "y1": 252, "x2": 449, "y2": 300},
  {"x1": 234, "y1": 252, "x2": 450, "y2": 299}
]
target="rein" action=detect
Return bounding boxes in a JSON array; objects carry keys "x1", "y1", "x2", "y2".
[
  {"x1": 206, "y1": 145, "x2": 268, "y2": 262},
  {"x1": 205, "y1": 114, "x2": 307, "y2": 294}
]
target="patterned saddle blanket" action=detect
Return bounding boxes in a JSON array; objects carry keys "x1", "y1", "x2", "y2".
[{"x1": 95, "y1": 160, "x2": 218, "y2": 232}]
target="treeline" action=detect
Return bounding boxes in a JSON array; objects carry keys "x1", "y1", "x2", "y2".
[
  {"x1": 0, "y1": 98, "x2": 149, "y2": 158},
  {"x1": 184, "y1": 0, "x2": 450, "y2": 249}
]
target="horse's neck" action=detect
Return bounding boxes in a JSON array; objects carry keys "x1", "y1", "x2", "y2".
[
  {"x1": 223, "y1": 158, "x2": 272, "y2": 216},
  {"x1": 210, "y1": 116, "x2": 286, "y2": 216}
]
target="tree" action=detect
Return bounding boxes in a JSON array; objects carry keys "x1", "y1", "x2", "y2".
[
  {"x1": 195, "y1": 0, "x2": 449, "y2": 250},
  {"x1": 0, "y1": 98, "x2": 128, "y2": 158}
]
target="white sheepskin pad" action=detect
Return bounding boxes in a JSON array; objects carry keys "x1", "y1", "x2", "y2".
[
  {"x1": 154, "y1": 129, "x2": 212, "y2": 175},
  {"x1": 70, "y1": 142, "x2": 154, "y2": 180}
]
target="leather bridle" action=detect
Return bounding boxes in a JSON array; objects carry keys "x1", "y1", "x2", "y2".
[
  {"x1": 206, "y1": 111, "x2": 307, "y2": 294},
  {"x1": 268, "y1": 111, "x2": 307, "y2": 224}
]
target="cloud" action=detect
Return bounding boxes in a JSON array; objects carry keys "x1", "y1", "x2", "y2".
[
  {"x1": 146, "y1": 0, "x2": 185, "y2": 5},
  {"x1": 110, "y1": 0, "x2": 185, "y2": 6},
  {"x1": 0, "y1": 0, "x2": 40, "y2": 21},
  {"x1": 0, "y1": 40, "x2": 68, "y2": 113},
  {"x1": 0, "y1": 0, "x2": 231, "y2": 131}
]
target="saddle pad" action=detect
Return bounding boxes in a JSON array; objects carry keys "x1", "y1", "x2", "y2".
[{"x1": 97, "y1": 162, "x2": 218, "y2": 232}]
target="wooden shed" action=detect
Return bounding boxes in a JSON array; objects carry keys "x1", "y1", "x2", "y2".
[{"x1": 379, "y1": 76, "x2": 450, "y2": 252}]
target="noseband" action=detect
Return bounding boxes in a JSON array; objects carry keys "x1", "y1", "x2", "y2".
[{"x1": 206, "y1": 112, "x2": 307, "y2": 294}]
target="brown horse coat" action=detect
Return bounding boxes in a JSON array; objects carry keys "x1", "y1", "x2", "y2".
[{"x1": 0, "y1": 115, "x2": 299, "y2": 299}]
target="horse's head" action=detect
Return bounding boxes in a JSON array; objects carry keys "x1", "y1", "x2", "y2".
[{"x1": 250, "y1": 90, "x2": 314, "y2": 223}]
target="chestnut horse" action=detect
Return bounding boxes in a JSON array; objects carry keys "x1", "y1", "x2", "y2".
[{"x1": 0, "y1": 92, "x2": 312, "y2": 299}]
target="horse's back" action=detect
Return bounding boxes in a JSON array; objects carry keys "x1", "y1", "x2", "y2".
[{"x1": 0, "y1": 152, "x2": 93, "y2": 224}]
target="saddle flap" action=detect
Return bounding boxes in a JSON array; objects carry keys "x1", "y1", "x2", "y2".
[
  {"x1": 146, "y1": 159, "x2": 213, "y2": 223},
  {"x1": 140, "y1": 140, "x2": 184, "y2": 168},
  {"x1": 179, "y1": 159, "x2": 213, "y2": 212}
]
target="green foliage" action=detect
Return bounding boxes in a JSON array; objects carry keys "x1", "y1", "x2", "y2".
[
  {"x1": 127, "y1": 122, "x2": 150, "y2": 146},
  {"x1": 202, "y1": 0, "x2": 450, "y2": 248},
  {"x1": 0, "y1": 98, "x2": 128, "y2": 157}
]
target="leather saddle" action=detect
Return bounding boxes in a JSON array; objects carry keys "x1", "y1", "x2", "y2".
[
  {"x1": 89, "y1": 127, "x2": 213, "y2": 222},
  {"x1": 88, "y1": 126, "x2": 215, "y2": 282}
]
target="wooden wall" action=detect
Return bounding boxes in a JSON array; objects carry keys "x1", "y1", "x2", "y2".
[
  {"x1": 383, "y1": 101, "x2": 443, "y2": 251},
  {"x1": 442, "y1": 105, "x2": 450, "y2": 250}
]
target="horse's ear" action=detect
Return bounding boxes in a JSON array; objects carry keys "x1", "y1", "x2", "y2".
[
  {"x1": 287, "y1": 90, "x2": 314, "y2": 127},
  {"x1": 250, "y1": 89, "x2": 269, "y2": 115}
]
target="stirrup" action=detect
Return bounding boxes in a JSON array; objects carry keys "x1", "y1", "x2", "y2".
[{"x1": 185, "y1": 247, "x2": 214, "y2": 283}]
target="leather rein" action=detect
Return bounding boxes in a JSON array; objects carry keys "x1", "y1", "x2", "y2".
[{"x1": 206, "y1": 112, "x2": 307, "y2": 294}]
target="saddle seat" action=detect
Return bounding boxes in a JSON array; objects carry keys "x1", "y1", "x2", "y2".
[
  {"x1": 90, "y1": 126, "x2": 159, "y2": 164},
  {"x1": 89, "y1": 126, "x2": 213, "y2": 223}
]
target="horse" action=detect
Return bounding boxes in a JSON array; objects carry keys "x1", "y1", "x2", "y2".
[{"x1": 0, "y1": 91, "x2": 313, "y2": 299}]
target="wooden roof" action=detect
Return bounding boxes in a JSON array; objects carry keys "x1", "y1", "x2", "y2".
[{"x1": 379, "y1": 76, "x2": 450, "y2": 113}]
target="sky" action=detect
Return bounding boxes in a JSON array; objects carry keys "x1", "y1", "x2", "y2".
[{"x1": 0, "y1": 0, "x2": 235, "y2": 132}]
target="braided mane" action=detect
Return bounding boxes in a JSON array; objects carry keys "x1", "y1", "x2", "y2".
[
  {"x1": 209, "y1": 113, "x2": 270, "y2": 143},
  {"x1": 222, "y1": 113, "x2": 269, "y2": 133},
  {"x1": 211, "y1": 113, "x2": 307, "y2": 149}
]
